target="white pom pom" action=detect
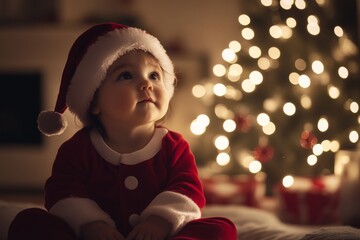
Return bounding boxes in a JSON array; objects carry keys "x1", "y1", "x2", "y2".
[{"x1": 37, "y1": 110, "x2": 68, "y2": 136}]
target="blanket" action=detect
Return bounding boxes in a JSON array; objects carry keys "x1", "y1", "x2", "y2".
[{"x1": 1, "y1": 201, "x2": 359, "y2": 240}]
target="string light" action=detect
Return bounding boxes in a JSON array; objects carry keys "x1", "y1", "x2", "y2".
[
  {"x1": 238, "y1": 14, "x2": 251, "y2": 26},
  {"x1": 311, "y1": 60, "x2": 324, "y2": 74},
  {"x1": 338, "y1": 66, "x2": 349, "y2": 79},
  {"x1": 298, "y1": 74, "x2": 311, "y2": 88},
  {"x1": 216, "y1": 152, "x2": 230, "y2": 166},
  {"x1": 242, "y1": 28, "x2": 255, "y2": 40},
  {"x1": 317, "y1": 117, "x2": 329, "y2": 132},
  {"x1": 213, "y1": 64, "x2": 226, "y2": 77},
  {"x1": 190, "y1": 1, "x2": 359, "y2": 185},
  {"x1": 307, "y1": 155, "x2": 317, "y2": 166},
  {"x1": 223, "y1": 119, "x2": 237, "y2": 132},
  {"x1": 283, "y1": 102, "x2": 296, "y2": 116},
  {"x1": 214, "y1": 135, "x2": 230, "y2": 150},
  {"x1": 249, "y1": 160, "x2": 262, "y2": 173},
  {"x1": 282, "y1": 175, "x2": 294, "y2": 188},
  {"x1": 192, "y1": 84, "x2": 206, "y2": 98},
  {"x1": 349, "y1": 131, "x2": 359, "y2": 143}
]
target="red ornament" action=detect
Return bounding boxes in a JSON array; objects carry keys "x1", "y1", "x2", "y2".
[
  {"x1": 234, "y1": 114, "x2": 252, "y2": 133},
  {"x1": 300, "y1": 131, "x2": 317, "y2": 149},
  {"x1": 253, "y1": 144, "x2": 274, "y2": 163}
]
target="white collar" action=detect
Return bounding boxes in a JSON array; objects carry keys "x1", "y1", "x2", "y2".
[{"x1": 90, "y1": 127, "x2": 168, "y2": 165}]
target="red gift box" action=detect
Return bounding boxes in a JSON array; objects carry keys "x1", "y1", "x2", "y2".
[
  {"x1": 201, "y1": 173, "x2": 266, "y2": 207},
  {"x1": 275, "y1": 175, "x2": 340, "y2": 225}
]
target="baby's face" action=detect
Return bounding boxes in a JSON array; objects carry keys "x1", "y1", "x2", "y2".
[{"x1": 91, "y1": 50, "x2": 170, "y2": 130}]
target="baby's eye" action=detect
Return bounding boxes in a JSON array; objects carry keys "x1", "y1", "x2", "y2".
[
  {"x1": 117, "y1": 71, "x2": 133, "y2": 81},
  {"x1": 149, "y1": 71, "x2": 161, "y2": 81}
]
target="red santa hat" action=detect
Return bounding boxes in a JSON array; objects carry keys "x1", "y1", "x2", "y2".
[{"x1": 37, "y1": 22, "x2": 175, "y2": 136}]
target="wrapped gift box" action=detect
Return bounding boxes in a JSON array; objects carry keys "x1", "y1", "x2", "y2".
[
  {"x1": 335, "y1": 150, "x2": 360, "y2": 227},
  {"x1": 275, "y1": 175, "x2": 340, "y2": 225},
  {"x1": 201, "y1": 172, "x2": 266, "y2": 207}
]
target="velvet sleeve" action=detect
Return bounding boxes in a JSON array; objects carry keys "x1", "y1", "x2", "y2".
[
  {"x1": 44, "y1": 130, "x2": 115, "y2": 235},
  {"x1": 140, "y1": 131, "x2": 205, "y2": 234}
]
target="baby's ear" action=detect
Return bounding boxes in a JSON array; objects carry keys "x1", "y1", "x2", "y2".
[{"x1": 90, "y1": 101, "x2": 100, "y2": 115}]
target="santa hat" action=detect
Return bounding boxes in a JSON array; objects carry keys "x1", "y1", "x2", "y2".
[{"x1": 37, "y1": 22, "x2": 175, "y2": 136}]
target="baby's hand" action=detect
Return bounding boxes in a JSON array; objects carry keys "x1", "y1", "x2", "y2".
[
  {"x1": 126, "y1": 215, "x2": 172, "y2": 240},
  {"x1": 81, "y1": 220, "x2": 125, "y2": 240}
]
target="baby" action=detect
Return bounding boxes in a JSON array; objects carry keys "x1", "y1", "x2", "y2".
[{"x1": 9, "y1": 22, "x2": 236, "y2": 240}]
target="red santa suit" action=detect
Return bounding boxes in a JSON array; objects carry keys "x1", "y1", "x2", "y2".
[
  {"x1": 8, "y1": 127, "x2": 237, "y2": 240},
  {"x1": 43, "y1": 127, "x2": 236, "y2": 239}
]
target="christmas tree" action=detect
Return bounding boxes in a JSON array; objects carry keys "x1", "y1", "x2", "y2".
[{"x1": 190, "y1": 0, "x2": 360, "y2": 193}]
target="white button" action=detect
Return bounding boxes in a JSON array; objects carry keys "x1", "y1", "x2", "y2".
[
  {"x1": 124, "y1": 176, "x2": 138, "y2": 190},
  {"x1": 129, "y1": 213, "x2": 140, "y2": 227}
]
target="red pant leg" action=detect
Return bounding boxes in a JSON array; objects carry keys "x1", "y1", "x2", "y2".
[
  {"x1": 171, "y1": 217, "x2": 237, "y2": 240},
  {"x1": 8, "y1": 208, "x2": 78, "y2": 240}
]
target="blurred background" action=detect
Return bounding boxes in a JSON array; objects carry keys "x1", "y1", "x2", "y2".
[{"x1": 0, "y1": 0, "x2": 359, "y2": 207}]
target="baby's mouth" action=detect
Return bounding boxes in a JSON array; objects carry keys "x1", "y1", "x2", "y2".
[{"x1": 138, "y1": 97, "x2": 154, "y2": 104}]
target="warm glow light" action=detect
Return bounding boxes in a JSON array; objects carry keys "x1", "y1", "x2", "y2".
[
  {"x1": 242, "y1": 28, "x2": 255, "y2": 40},
  {"x1": 249, "y1": 46, "x2": 262, "y2": 58},
  {"x1": 263, "y1": 122, "x2": 276, "y2": 135},
  {"x1": 321, "y1": 140, "x2": 331, "y2": 152},
  {"x1": 249, "y1": 71, "x2": 263, "y2": 85},
  {"x1": 249, "y1": 160, "x2": 262, "y2": 173},
  {"x1": 268, "y1": 47, "x2": 281, "y2": 59},
  {"x1": 242, "y1": 79, "x2": 256, "y2": 93},
  {"x1": 261, "y1": 0, "x2": 273, "y2": 7},
  {"x1": 190, "y1": 114, "x2": 210, "y2": 135},
  {"x1": 282, "y1": 175, "x2": 294, "y2": 188},
  {"x1": 328, "y1": 85, "x2": 340, "y2": 99},
  {"x1": 281, "y1": 25, "x2": 293, "y2": 39},
  {"x1": 197, "y1": 114, "x2": 210, "y2": 127},
  {"x1": 213, "y1": 83, "x2": 227, "y2": 96},
  {"x1": 216, "y1": 152, "x2": 230, "y2": 166},
  {"x1": 295, "y1": 59, "x2": 306, "y2": 71},
  {"x1": 190, "y1": 120, "x2": 206, "y2": 135},
  {"x1": 338, "y1": 66, "x2": 349, "y2": 79},
  {"x1": 349, "y1": 131, "x2": 359, "y2": 143},
  {"x1": 300, "y1": 95, "x2": 312, "y2": 109},
  {"x1": 223, "y1": 119, "x2": 237, "y2": 132},
  {"x1": 213, "y1": 64, "x2": 226, "y2": 77},
  {"x1": 312, "y1": 143, "x2": 323, "y2": 156},
  {"x1": 289, "y1": 72, "x2": 300, "y2": 85},
  {"x1": 283, "y1": 102, "x2": 296, "y2": 116},
  {"x1": 238, "y1": 14, "x2": 251, "y2": 26},
  {"x1": 269, "y1": 25, "x2": 282, "y2": 39},
  {"x1": 298, "y1": 74, "x2": 311, "y2": 88},
  {"x1": 307, "y1": 16, "x2": 320, "y2": 36},
  {"x1": 215, "y1": 104, "x2": 232, "y2": 119},
  {"x1": 317, "y1": 117, "x2": 329, "y2": 132},
  {"x1": 263, "y1": 98, "x2": 278, "y2": 112},
  {"x1": 350, "y1": 102, "x2": 359, "y2": 113},
  {"x1": 286, "y1": 17, "x2": 297, "y2": 28},
  {"x1": 258, "y1": 57, "x2": 271, "y2": 70},
  {"x1": 334, "y1": 26, "x2": 344, "y2": 37},
  {"x1": 330, "y1": 140, "x2": 340, "y2": 152},
  {"x1": 295, "y1": 0, "x2": 306, "y2": 9},
  {"x1": 214, "y1": 135, "x2": 229, "y2": 150},
  {"x1": 280, "y1": 0, "x2": 293, "y2": 10},
  {"x1": 257, "y1": 113, "x2": 270, "y2": 126},
  {"x1": 312, "y1": 60, "x2": 324, "y2": 74},
  {"x1": 189, "y1": 120, "x2": 204, "y2": 134},
  {"x1": 307, "y1": 155, "x2": 317, "y2": 166},
  {"x1": 225, "y1": 86, "x2": 242, "y2": 100},
  {"x1": 192, "y1": 84, "x2": 206, "y2": 98},
  {"x1": 229, "y1": 41, "x2": 241, "y2": 52},
  {"x1": 228, "y1": 64, "x2": 243, "y2": 82},
  {"x1": 222, "y1": 48, "x2": 237, "y2": 63}
]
